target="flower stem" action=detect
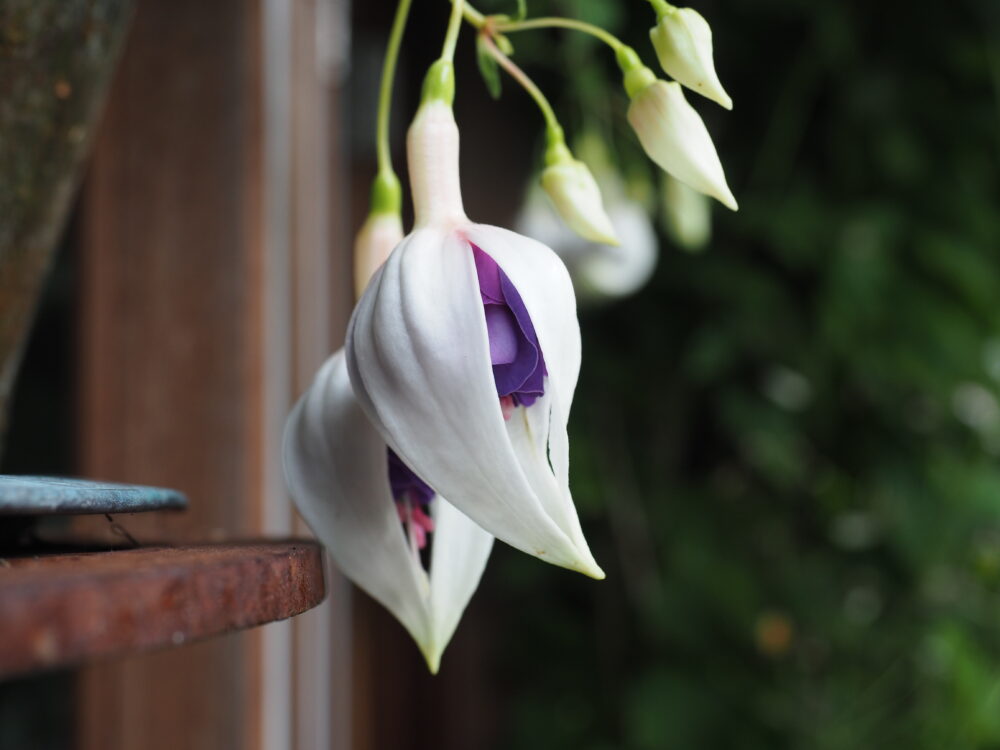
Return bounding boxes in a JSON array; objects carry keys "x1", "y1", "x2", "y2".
[
  {"x1": 494, "y1": 16, "x2": 625, "y2": 53},
  {"x1": 478, "y1": 33, "x2": 564, "y2": 148},
  {"x1": 367, "y1": 0, "x2": 412, "y2": 215},
  {"x1": 451, "y1": 0, "x2": 485, "y2": 29},
  {"x1": 440, "y1": 0, "x2": 465, "y2": 62}
]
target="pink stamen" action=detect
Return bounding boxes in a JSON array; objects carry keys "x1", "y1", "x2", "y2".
[
  {"x1": 500, "y1": 395, "x2": 515, "y2": 421},
  {"x1": 411, "y1": 521, "x2": 427, "y2": 550},
  {"x1": 395, "y1": 493, "x2": 435, "y2": 551},
  {"x1": 411, "y1": 504, "x2": 436, "y2": 535}
]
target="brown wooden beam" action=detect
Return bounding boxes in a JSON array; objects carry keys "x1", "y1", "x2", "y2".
[{"x1": 75, "y1": 0, "x2": 271, "y2": 747}]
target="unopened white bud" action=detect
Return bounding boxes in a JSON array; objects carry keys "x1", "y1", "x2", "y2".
[
  {"x1": 627, "y1": 79, "x2": 737, "y2": 210},
  {"x1": 650, "y1": 6, "x2": 732, "y2": 110},
  {"x1": 541, "y1": 145, "x2": 620, "y2": 246},
  {"x1": 353, "y1": 212, "x2": 403, "y2": 297}
]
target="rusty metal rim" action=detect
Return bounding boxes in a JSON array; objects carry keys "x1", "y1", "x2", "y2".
[{"x1": 0, "y1": 540, "x2": 326, "y2": 679}]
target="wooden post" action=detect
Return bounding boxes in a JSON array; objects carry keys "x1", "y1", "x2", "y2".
[{"x1": 74, "y1": 0, "x2": 352, "y2": 747}]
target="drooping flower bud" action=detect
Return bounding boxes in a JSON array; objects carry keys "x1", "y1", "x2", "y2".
[
  {"x1": 517, "y1": 175, "x2": 658, "y2": 304},
  {"x1": 354, "y1": 168, "x2": 405, "y2": 296},
  {"x1": 540, "y1": 141, "x2": 620, "y2": 246},
  {"x1": 625, "y1": 72, "x2": 737, "y2": 211},
  {"x1": 649, "y1": 4, "x2": 732, "y2": 110},
  {"x1": 353, "y1": 211, "x2": 403, "y2": 297}
]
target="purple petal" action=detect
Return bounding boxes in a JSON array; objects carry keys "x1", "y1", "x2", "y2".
[
  {"x1": 472, "y1": 245, "x2": 547, "y2": 405},
  {"x1": 484, "y1": 305, "x2": 519, "y2": 365},
  {"x1": 387, "y1": 448, "x2": 434, "y2": 506},
  {"x1": 474, "y1": 246, "x2": 505, "y2": 304}
]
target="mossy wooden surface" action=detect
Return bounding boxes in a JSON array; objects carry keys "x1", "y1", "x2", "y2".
[{"x1": 0, "y1": 0, "x2": 131, "y2": 451}]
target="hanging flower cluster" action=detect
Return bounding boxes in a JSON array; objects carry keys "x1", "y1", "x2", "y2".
[{"x1": 285, "y1": 0, "x2": 736, "y2": 671}]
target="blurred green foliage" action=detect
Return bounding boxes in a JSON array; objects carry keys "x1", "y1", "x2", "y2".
[{"x1": 479, "y1": 0, "x2": 1000, "y2": 747}]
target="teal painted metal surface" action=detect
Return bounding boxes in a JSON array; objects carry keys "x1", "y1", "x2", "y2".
[{"x1": 0, "y1": 476, "x2": 186, "y2": 516}]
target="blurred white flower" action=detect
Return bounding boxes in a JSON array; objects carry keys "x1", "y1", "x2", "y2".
[
  {"x1": 830, "y1": 511, "x2": 879, "y2": 551},
  {"x1": 517, "y1": 176, "x2": 657, "y2": 304},
  {"x1": 661, "y1": 172, "x2": 711, "y2": 252},
  {"x1": 952, "y1": 382, "x2": 1000, "y2": 433},
  {"x1": 761, "y1": 366, "x2": 812, "y2": 412},
  {"x1": 983, "y1": 338, "x2": 1000, "y2": 382}
]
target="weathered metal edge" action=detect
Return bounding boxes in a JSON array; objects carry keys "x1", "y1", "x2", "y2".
[{"x1": 0, "y1": 540, "x2": 326, "y2": 679}]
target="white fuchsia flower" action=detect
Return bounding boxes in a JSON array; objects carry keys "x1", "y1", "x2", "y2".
[
  {"x1": 284, "y1": 351, "x2": 492, "y2": 672},
  {"x1": 346, "y1": 85, "x2": 604, "y2": 579},
  {"x1": 649, "y1": 3, "x2": 732, "y2": 110},
  {"x1": 288, "y1": 59, "x2": 495, "y2": 671}
]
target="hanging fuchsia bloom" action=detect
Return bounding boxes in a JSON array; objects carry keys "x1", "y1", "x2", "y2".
[
  {"x1": 285, "y1": 69, "x2": 499, "y2": 672},
  {"x1": 285, "y1": 352, "x2": 493, "y2": 673},
  {"x1": 347, "y1": 89, "x2": 603, "y2": 579}
]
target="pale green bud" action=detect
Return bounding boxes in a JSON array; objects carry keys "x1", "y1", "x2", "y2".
[
  {"x1": 650, "y1": 6, "x2": 732, "y2": 110},
  {"x1": 627, "y1": 80, "x2": 737, "y2": 210},
  {"x1": 541, "y1": 144, "x2": 620, "y2": 246}
]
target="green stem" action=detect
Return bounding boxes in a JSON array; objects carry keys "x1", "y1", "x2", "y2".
[
  {"x1": 490, "y1": 15, "x2": 651, "y2": 94},
  {"x1": 479, "y1": 33, "x2": 564, "y2": 148},
  {"x1": 372, "y1": 0, "x2": 412, "y2": 212},
  {"x1": 440, "y1": 0, "x2": 465, "y2": 62},
  {"x1": 647, "y1": 0, "x2": 674, "y2": 16},
  {"x1": 420, "y1": 0, "x2": 464, "y2": 105},
  {"x1": 494, "y1": 16, "x2": 625, "y2": 53},
  {"x1": 453, "y1": 0, "x2": 485, "y2": 28}
]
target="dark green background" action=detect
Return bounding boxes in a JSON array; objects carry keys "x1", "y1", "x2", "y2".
[
  {"x1": 3, "y1": 0, "x2": 999, "y2": 747},
  {"x1": 472, "y1": 0, "x2": 1000, "y2": 747}
]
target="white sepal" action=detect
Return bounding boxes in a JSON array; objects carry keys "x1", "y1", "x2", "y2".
[
  {"x1": 353, "y1": 211, "x2": 404, "y2": 298},
  {"x1": 650, "y1": 7, "x2": 732, "y2": 110},
  {"x1": 627, "y1": 80, "x2": 737, "y2": 211},
  {"x1": 283, "y1": 350, "x2": 492, "y2": 672},
  {"x1": 541, "y1": 158, "x2": 620, "y2": 246},
  {"x1": 346, "y1": 224, "x2": 604, "y2": 579}
]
